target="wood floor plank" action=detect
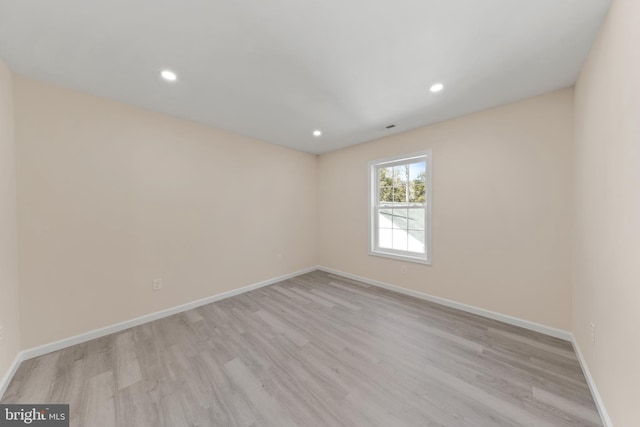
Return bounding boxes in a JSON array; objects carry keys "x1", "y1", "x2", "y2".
[
  {"x1": 224, "y1": 357, "x2": 297, "y2": 427},
  {"x1": 309, "y1": 288, "x2": 362, "y2": 310},
  {"x1": 254, "y1": 309, "x2": 309, "y2": 347},
  {"x1": 82, "y1": 371, "x2": 116, "y2": 427},
  {"x1": 1, "y1": 271, "x2": 602, "y2": 426},
  {"x1": 114, "y1": 331, "x2": 142, "y2": 390}
]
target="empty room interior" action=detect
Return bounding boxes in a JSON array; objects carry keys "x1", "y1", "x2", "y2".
[{"x1": 0, "y1": 0, "x2": 638, "y2": 426}]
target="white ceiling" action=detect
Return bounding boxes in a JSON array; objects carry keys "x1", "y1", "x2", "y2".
[{"x1": 0, "y1": 0, "x2": 611, "y2": 154}]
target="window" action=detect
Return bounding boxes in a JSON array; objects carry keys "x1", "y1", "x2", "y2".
[{"x1": 369, "y1": 151, "x2": 432, "y2": 264}]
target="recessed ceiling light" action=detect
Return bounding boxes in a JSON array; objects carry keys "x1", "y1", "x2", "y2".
[
  {"x1": 430, "y1": 82, "x2": 444, "y2": 93},
  {"x1": 160, "y1": 70, "x2": 177, "y2": 82},
  {"x1": 313, "y1": 130, "x2": 322, "y2": 137}
]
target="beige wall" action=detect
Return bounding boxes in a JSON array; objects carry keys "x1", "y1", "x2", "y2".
[
  {"x1": 0, "y1": 60, "x2": 20, "y2": 381},
  {"x1": 318, "y1": 89, "x2": 574, "y2": 330},
  {"x1": 11, "y1": 76, "x2": 575, "y2": 352},
  {"x1": 573, "y1": 0, "x2": 640, "y2": 425},
  {"x1": 15, "y1": 76, "x2": 318, "y2": 349}
]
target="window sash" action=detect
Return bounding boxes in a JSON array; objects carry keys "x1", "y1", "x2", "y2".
[{"x1": 374, "y1": 207, "x2": 426, "y2": 253}]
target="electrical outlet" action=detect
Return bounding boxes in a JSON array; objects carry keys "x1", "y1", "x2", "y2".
[
  {"x1": 400, "y1": 265, "x2": 407, "y2": 275},
  {"x1": 590, "y1": 322, "x2": 596, "y2": 344},
  {"x1": 0, "y1": 325, "x2": 4, "y2": 344},
  {"x1": 277, "y1": 253, "x2": 283, "y2": 261},
  {"x1": 152, "y1": 278, "x2": 163, "y2": 291}
]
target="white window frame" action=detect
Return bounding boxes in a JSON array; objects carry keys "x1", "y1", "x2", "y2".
[{"x1": 368, "y1": 151, "x2": 432, "y2": 265}]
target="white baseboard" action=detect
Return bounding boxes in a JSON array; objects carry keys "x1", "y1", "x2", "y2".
[
  {"x1": 317, "y1": 266, "x2": 573, "y2": 341},
  {"x1": 0, "y1": 352, "x2": 24, "y2": 400},
  {"x1": 571, "y1": 336, "x2": 612, "y2": 427},
  {"x1": 0, "y1": 266, "x2": 317, "y2": 399}
]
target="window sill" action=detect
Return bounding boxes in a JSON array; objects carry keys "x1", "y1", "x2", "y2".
[{"x1": 369, "y1": 250, "x2": 431, "y2": 265}]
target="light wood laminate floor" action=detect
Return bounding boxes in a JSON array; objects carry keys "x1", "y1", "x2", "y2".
[{"x1": 2, "y1": 271, "x2": 602, "y2": 426}]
